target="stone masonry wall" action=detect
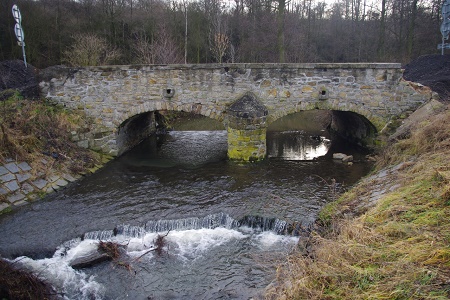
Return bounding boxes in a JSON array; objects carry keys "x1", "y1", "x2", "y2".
[
  {"x1": 40, "y1": 63, "x2": 434, "y2": 155},
  {"x1": 0, "y1": 159, "x2": 80, "y2": 213}
]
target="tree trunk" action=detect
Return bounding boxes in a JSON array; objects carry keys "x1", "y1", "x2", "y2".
[
  {"x1": 377, "y1": 0, "x2": 386, "y2": 60},
  {"x1": 277, "y1": 0, "x2": 286, "y2": 63},
  {"x1": 407, "y1": 0, "x2": 419, "y2": 60}
]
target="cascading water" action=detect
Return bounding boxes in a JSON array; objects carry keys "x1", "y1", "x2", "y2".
[
  {"x1": 0, "y1": 124, "x2": 373, "y2": 299},
  {"x1": 9, "y1": 213, "x2": 300, "y2": 299}
]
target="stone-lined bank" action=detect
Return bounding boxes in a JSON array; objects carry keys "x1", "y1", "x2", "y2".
[{"x1": 0, "y1": 159, "x2": 83, "y2": 213}]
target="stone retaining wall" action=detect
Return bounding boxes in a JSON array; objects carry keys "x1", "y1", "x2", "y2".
[{"x1": 0, "y1": 159, "x2": 81, "y2": 213}]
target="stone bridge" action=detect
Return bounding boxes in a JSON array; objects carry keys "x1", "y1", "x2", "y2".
[{"x1": 39, "y1": 63, "x2": 433, "y2": 161}]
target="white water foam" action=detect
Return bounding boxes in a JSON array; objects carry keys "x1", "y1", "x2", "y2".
[
  {"x1": 168, "y1": 227, "x2": 247, "y2": 258},
  {"x1": 10, "y1": 224, "x2": 298, "y2": 299},
  {"x1": 12, "y1": 255, "x2": 104, "y2": 300},
  {"x1": 252, "y1": 231, "x2": 299, "y2": 250}
]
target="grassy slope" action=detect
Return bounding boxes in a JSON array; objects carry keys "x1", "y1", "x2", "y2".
[
  {"x1": 268, "y1": 102, "x2": 450, "y2": 299},
  {"x1": 0, "y1": 94, "x2": 103, "y2": 203}
]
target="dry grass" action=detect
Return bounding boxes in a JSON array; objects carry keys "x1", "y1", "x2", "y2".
[
  {"x1": 0, "y1": 95, "x2": 100, "y2": 174},
  {"x1": 267, "y1": 107, "x2": 450, "y2": 299},
  {"x1": 0, "y1": 259, "x2": 56, "y2": 300}
]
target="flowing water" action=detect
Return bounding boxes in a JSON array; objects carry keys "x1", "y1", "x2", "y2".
[{"x1": 0, "y1": 114, "x2": 373, "y2": 299}]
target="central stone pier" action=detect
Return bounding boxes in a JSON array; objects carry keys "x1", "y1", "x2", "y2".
[{"x1": 226, "y1": 93, "x2": 268, "y2": 162}]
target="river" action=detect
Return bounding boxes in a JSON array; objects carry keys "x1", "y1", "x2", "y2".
[{"x1": 0, "y1": 112, "x2": 373, "y2": 299}]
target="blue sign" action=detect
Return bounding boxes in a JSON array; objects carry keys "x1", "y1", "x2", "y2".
[{"x1": 439, "y1": 0, "x2": 450, "y2": 54}]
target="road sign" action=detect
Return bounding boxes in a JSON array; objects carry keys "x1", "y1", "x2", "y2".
[
  {"x1": 14, "y1": 23, "x2": 24, "y2": 43},
  {"x1": 439, "y1": 1, "x2": 450, "y2": 54},
  {"x1": 438, "y1": 43, "x2": 450, "y2": 49},
  {"x1": 12, "y1": 5, "x2": 22, "y2": 24},
  {"x1": 11, "y1": 5, "x2": 27, "y2": 67}
]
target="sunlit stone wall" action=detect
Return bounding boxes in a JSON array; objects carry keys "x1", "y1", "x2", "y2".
[{"x1": 39, "y1": 63, "x2": 434, "y2": 156}]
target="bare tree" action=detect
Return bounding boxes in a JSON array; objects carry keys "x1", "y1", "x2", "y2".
[
  {"x1": 152, "y1": 25, "x2": 184, "y2": 64},
  {"x1": 133, "y1": 32, "x2": 155, "y2": 64},
  {"x1": 211, "y1": 32, "x2": 230, "y2": 63},
  {"x1": 208, "y1": 0, "x2": 230, "y2": 63},
  {"x1": 63, "y1": 33, "x2": 121, "y2": 66}
]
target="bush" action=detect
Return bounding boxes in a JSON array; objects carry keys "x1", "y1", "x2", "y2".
[{"x1": 63, "y1": 33, "x2": 121, "y2": 67}]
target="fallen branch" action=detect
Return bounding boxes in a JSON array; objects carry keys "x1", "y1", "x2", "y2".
[{"x1": 134, "y1": 230, "x2": 170, "y2": 261}]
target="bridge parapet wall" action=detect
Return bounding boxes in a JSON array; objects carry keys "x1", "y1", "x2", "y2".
[{"x1": 40, "y1": 63, "x2": 433, "y2": 156}]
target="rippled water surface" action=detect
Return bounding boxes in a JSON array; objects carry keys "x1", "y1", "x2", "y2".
[{"x1": 0, "y1": 124, "x2": 373, "y2": 299}]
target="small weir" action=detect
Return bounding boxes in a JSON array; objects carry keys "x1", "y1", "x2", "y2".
[{"x1": 83, "y1": 213, "x2": 309, "y2": 241}]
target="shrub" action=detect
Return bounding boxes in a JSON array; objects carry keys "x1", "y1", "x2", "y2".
[{"x1": 63, "y1": 33, "x2": 121, "y2": 67}]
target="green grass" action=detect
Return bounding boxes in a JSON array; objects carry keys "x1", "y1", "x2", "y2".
[{"x1": 267, "y1": 106, "x2": 450, "y2": 299}]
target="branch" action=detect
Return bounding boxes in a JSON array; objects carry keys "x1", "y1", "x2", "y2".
[{"x1": 133, "y1": 230, "x2": 170, "y2": 261}]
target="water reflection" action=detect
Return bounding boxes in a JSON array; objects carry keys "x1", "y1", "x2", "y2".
[{"x1": 267, "y1": 131, "x2": 331, "y2": 160}]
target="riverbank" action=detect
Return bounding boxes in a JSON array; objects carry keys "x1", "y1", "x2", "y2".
[
  {"x1": 0, "y1": 93, "x2": 109, "y2": 214},
  {"x1": 267, "y1": 99, "x2": 450, "y2": 299}
]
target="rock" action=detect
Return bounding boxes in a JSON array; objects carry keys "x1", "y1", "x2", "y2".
[
  {"x1": 16, "y1": 173, "x2": 31, "y2": 183},
  {"x1": 4, "y1": 162, "x2": 20, "y2": 173},
  {"x1": 17, "y1": 162, "x2": 32, "y2": 171},
  {"x1": 48, "y1": 175, "x2": 60, "y2": 183},
  {"x1": 1, "y1": 173, "x2": 15, "y2": 183},
  {"x1": 342, "y1": 155, "x2": 353, "y2": 163},
  {"x1": 45, "y1": 186, "x2": 55, "y2": 193},
  {"x1": 62, "y1": 173, "x2": 76, "y2": 182},
  {"x1": 0, "y1": 187, "x2": 7, "y2": 195},
  {"x1": 13, "y1": 200, "x2": 28, "y2": 206},
  {"x1": 32, "y1": 179, "x2": 48, "y2": 190},
  {"x1": 333, "y1": 153, "x2": 353, "y2": 163},
  {"x1": 0, "y1": 202, "x2": 10, "y2": 212},
  {"x1": 0, "y1": 166, "x2": 8, "y2": 176},
  {"x1": 7, "y1": 192, "x2": 26, "y2": 203},
  {"x1": 4, "y1": 180, "x2": 19, "y2": 192},
  {"x1": 55, "y1": 179, "x2": 69, "y2": 187},
  {"x1": 333, "y1": 153, "x2": 347, "y2": 160},
  {"x1": 51, "y1": 183, "x2": 60, "y2": 190}
]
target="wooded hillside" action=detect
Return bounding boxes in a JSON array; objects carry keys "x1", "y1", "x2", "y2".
[{"x1": 0, "y1": 0, "x2": 445, "y2": 68}]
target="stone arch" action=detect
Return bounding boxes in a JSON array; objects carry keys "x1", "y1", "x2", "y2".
[
  {"x1": 267, "y1": 103, "x2": 380, "y2": 149},
  {"x1": 114, "y1": 100, "x2": 228, "y2": 155},
  {"x1": 113, "y1": 100, "x2": 227, "y2": 128},
  {"x1": 268, "y1": 101, "x2": 386, "y2": 133}
]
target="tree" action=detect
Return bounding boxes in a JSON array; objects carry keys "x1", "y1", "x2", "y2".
[
  {"x1": 133, "y1": 32, "x2": 154, "y2": 64},
  {"x1": 377, "y1": 0, "x2": 387, "y2": 60},
  {"x1": 63, "y1": 33, "x2": 121, "y2": 66},
  {"x1": 211, "y1": 32, "x2": 230, "y2": 63},
  {"x1": 276, "y1": 0, "x2": 287, "y2": 62},
  {"x1": 152, "y1": 25, "x2": 184, "y2": 64},
  {"x1": 407, "y1": 0, "x2": 419, "y2": 60},
  {"x1": 133, "y1": 25, "x2": 183, "y2": 64}
]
